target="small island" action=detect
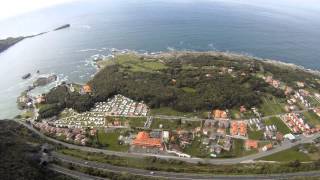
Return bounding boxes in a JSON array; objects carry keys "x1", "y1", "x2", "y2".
[{"x1": 53, "y1": 24, "x2": 70, "y2": 31}]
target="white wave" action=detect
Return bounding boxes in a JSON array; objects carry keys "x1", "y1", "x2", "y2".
[
  {"x1": 167, "y1": 46, "x2": 176, "y2": 51},
  {"x1": 77, "y1": 48, "x2": 100, "y2": 52}
]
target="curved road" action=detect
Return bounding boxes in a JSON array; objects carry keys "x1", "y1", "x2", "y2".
[
  {"x1": 14, "y1": 119, "x2": 320, "y2": 165},
  {"x1": 53, "y1": 152, "x2": 320, "y2": 180}
]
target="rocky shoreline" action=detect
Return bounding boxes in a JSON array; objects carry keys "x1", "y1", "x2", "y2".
[{"x1": 96, "y1": 49, "x2": 320, "y2": 77}]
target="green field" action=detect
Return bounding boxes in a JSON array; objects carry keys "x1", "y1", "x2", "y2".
[
  {"x1": 260, "y1": 146, "x2": 311, "y2": 162},
  {"x1": 113, "y1": 54, "x2": 167, "y2": 73},
  {"x1": 150, "y1": 118, "x2": 200, "y2": 130},
  {"x1": 259, "y1": 95, "x2": 286, "y2": 116},
  {"x1": 150, "y1": 107, "x2": 208, "y2": 118},
  {"x1": 97, "y1": 129, "x2": 129, "y2": 152},
  {"x1": 219, "y1": 139, "x2": 257, "y2": 158},
  {"x1": 303, "y1": 111, "x2": 320, "y2": 126},
  {"x1": 183, "y1": 137, "x2": 210, "y2": 158},
  {"x1": 181, "y1": 87, "x2": 197, "y2": 94},
  {"x1": 248, "y1": 128, "x2": 264, "y2": 140},
  {"x1": 264, "y1": 117, "x2": 291, "y2": 134}
]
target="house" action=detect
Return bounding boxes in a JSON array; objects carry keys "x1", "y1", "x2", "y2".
[
  {"x1": 239, "y1": 122, "x2": 247, "y2": 136},
  {"x1": 276, "y1": 132, "x2": 284, "y2": 142},
  {"x1": 36, "y1": 95, "x2": 46, "y2": 104},
  {"x1": 245, "y1": 140, "x2": 258, "y2": 150},
  {"x1": 230, "y1": 121, "x2": 238, "y2": 136},
  {"x1": 132, "y1": 131, "x2": 162, "y2": 148},
  {"x1": 81, "y1": 84, "x2": 92, "y2": 94},
  {"x1": 212, "y1": 109, "x2": 228, "y2": 119},
  {"x1": 217, "y1": 128, "x2": 226, "y2": 136}
]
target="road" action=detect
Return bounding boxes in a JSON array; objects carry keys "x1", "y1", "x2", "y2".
[
  {"x1": 53, "y1": 152, "x2": 320, "y2": 180},
  {"x1": 14, "y1": 119, "x2": 320, "y2": 165},
  {"x1": 49, "y1": 164, "x2": 109, "y2": 180}
]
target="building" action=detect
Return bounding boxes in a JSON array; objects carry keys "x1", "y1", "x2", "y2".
[
  {"x1": 212, "y1": 109, "x2": 228, "y2": 119},
  {"x1": 230, "y1": 121, "x2": 247, "y2": 136},
  {"x1": 82, "y1": 84, "x2": 92, "y2": 94},
  {"x1": 132, "y1": 132, "x2": 162, "y2": 148},
  {"x1": 245, "y1": 140, "x2": 258, "y2": 150},
  {"x1": 162, "y1": 131, "x2": 170, "y2": 142}
]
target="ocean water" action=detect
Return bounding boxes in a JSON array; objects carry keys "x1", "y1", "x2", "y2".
[{"x1": 0, "y1": 0, "x2": 320, "y2": 119}]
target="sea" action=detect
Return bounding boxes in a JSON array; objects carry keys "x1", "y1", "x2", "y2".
[{"x1": 0, "y1": 0, "x2": 320, "y2": 119}]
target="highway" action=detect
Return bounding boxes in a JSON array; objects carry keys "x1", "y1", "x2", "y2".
[
  {"x1": 52, "y1": 152, "x2": 320, "y2": 180},
  {"x1": 49, "y1": 164, "x2": 109, "y2": 180},
  {"x1": 14, "y1": 119, "x2": 320, "y2": 165}
]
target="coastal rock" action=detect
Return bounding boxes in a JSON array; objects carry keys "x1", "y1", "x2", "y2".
[{"x1": 33, "y1": 75, "x2": 57, "y2": 87}]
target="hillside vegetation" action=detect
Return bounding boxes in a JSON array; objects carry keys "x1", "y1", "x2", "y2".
[
  {"x1": 0, "y1": 120, "x2": 72, "y2": 180},
  {"x1": 39, "y1": 52, "x2": 320, "y2": 118},
  {"x1": 0, "y1": 37, "x2": 24, "y2": 53}
]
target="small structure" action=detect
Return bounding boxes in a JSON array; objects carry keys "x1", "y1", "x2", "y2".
[
  {"x1": 81, "y1": 84, "x2": 92, "y2": 94},
  {"x1": 212, "y1": 109, "x2": 228, "y2": 119},
  {"x1": 245, "y1": 140, "x2": 258, "y2": 150},
  {"x1": 162, "y1": 131, "x2": 170, "y2": 142}
]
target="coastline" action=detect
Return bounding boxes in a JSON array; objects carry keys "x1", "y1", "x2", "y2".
[{"x1": 94, "y1": 49, "x2": 320, "y2": 77}]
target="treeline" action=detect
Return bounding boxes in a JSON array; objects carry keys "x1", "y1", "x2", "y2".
[
  {"x1": 261, "y1": 62, "x2": 320, "y2": 89},
  {"x1": 0, "y1": 120, "x2": 74, "y2": 180},
  {"x1": 89, "y1": 58, "x2": 283, "y2": 112},
  {"x1": 38, "y1": 85, "x2": 94, "y2": 119}
]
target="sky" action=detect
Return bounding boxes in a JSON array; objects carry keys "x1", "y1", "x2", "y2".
[{"x1": 0, "y1": 0, "x2": 78, "y2": 20}]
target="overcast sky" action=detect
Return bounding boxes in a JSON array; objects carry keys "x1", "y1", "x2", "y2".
[{"x1": 0, "y1": 0, "x2": 78, "y2": 20}]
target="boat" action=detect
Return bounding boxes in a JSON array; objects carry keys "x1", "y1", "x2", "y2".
[{"x1": 22, "y1": 73, "x2": 31, "y2": 79}]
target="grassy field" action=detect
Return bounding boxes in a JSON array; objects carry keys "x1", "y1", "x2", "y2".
[
  {"x1": 113, "y1": 54, "x2": 167, "y2": 73},
  {"x1": 248, "y1": 128, "x2": 264, "y2": 140},
  {"x1": 260, "y1": 146, "x2": 311, "y2": 162},
  {"x1": 230, "y1": 109, "x2": 241, "y2": 119},
  {"x1": 150, "y1": 118, "x2": 200, "y2": 130},
  {"x1": 219, "y1": 139, "x2": 257, "y2": 158},
  {"x1": 150, "y1": 118, "x2": 180, "y2": 130},
  {"x1": 303, "y1": 110, "x2": 320, "y2": 126},
  {"x1": 97, "y1": 129, "x2": 129, "y2": 152},
  {"x1": 151, "y1": 107, "x2": 193, "y2": 116},
  {"x1": 150, "y1": 107, "x2": 208, "y2": 118},
  {"x1": 181, "y1": 87, "x2": 197, "y2": 94},
  {"x1": 264, "y1": 117, "x2": 291, "y2": 134},
  {"x1": 183, "y1": 137, "x2": 210, "y2": 158},
  {"x1": 259, "y1": 95, "x2": 286, "y2": 116}
]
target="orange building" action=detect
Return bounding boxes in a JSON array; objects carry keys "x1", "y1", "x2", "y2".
[
  {"x1": 132, "y1": 132, "x2": 162, "y2": 148},
  {"x1": 82, "y1": 84, "x2": 92, "y2": 93},
  {"x1": 212, "y1": 109, "x2": 228, "y2": 119},
  {"x1": 230, "y1": 121, "x2": 247, "y2": 136},
  {"x1": 231, "y1": 121, "x2": 238, "y2": 136},
  {"x1": 245, "y1": 140, "x2": 258, "y2": 149},
  {"x1": 239, "y1": 122, "x2": 247, "y2": 136}
]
